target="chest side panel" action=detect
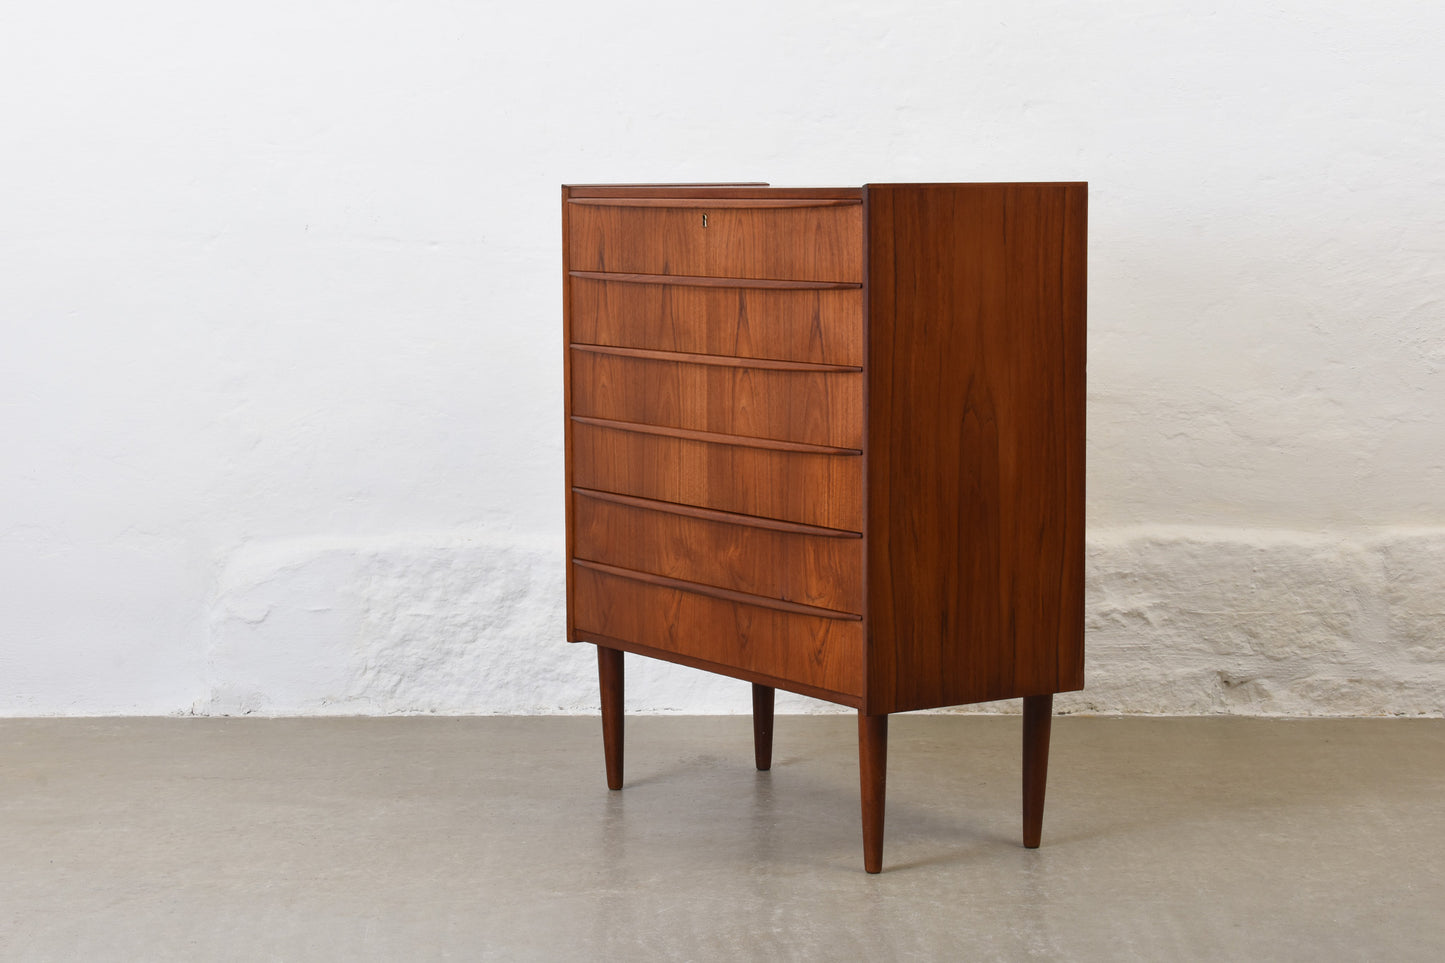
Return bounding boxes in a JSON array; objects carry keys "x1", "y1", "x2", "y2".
[{"x1": 865, "y1": 183, "x2": 1086, "y2": 713}]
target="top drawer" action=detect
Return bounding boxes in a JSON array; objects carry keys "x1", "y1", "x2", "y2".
[{"x1": 567, "y1": 199, "x2": 863, "y2": 283}]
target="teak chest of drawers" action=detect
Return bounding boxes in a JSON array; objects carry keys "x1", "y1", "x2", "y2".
[{"x1": 562, "y1": 182, "x2": 1086, "y2": 872}]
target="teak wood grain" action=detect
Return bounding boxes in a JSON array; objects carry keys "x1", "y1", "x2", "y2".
[
  {"x1": 568, "y1": 202, "x2": 863, "y2": 283},
  {"x1": 572, "y1": 488, "x2": 858, "y2": 538},
  {"x1": 572, "y1": 489, "x2": 863, "y2": 614},
  {"x1": 572, "y1": 564, "x2": 864, "y2": 698},
  {"x1": 570, "y1": 197, "x2": 859, "y2": 209},
  {"x1": 570, "y1": 276, "x2": 863, "y2": 366},
  {"x1": 574, "y1": 559, "x2": 859, "y2": 621},
  {"x1": 570, "y1": 416, "x2": 858, "y2": 456},
  {"x1": 570, "y1": 271, "x2": 861, "y2": 291},
  {"x1": 562, "y1": 182, "x2": 1086, "y2": 872},
  {"x1": 570, "y1": 419, "x2": 862, "y2": 531},
  {"x1": 567, "y1": 185, "x2": 860, "y2": 200},
  {"x1": 863, "y1": 183, "x2": 1086, "y2": 714},
  {"x1": 581, "y1": 634, "x2": 863, "y2": 708},
  {"x1": 570, "y1": 344, "x2": 861, "y2": 373},
  {"x1": 570, "y1": 349, "x2": 863, "y2": 449}
]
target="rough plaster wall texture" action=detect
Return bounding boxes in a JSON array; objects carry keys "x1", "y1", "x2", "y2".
[
  {"x1": 1, "y1": 1, "x2": 1442, "y2": 715},
  {"x1": 203, "y1": 529, "x2": 1445, "y2": 717}
]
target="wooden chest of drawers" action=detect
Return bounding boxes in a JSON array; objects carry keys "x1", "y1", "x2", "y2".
[{"x1": 562, "y1": 182, "x2": 1086, "y2": 872}]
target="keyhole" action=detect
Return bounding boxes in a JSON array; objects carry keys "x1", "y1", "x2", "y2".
[{"x1": 702, "y1": 213, "x2": 709, "y2": 228}]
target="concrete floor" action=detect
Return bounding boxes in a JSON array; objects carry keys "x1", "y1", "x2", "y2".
[{"x1": 2, "y1": 716, "x2": 1441, "y2": 961}]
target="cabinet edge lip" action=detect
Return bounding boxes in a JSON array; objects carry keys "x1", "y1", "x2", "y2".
[
  {"x1": 580, "y1": 635, "x2": 864, "y2": 708},
  {"x1": 568, "y1": 197, "x2": 860, "y2": 209},
  {"x1": 571, "y1": 415, "x2": 863, "y2": 456},
  {"x1": 563, "y1": 182, "x2": 770, "y2": 189},
  {"x1": 573, "y1": 487, "x2": 863, "y2": 538},
  {"x1": 569, "y1": 270, "x2": 862, "y2": 291},
  {"x1": 573, "y1": 558, "x2": 864, "y2": 621},
  {"x1": 565, "y1": 185, "x2": 862, "y2": 200},
  {"x1": 569, "y1": 343, "x2": 863, "y2": 373},
  {"x1": 862, "y1": 181, "x2": 1088, "y2": 189}
]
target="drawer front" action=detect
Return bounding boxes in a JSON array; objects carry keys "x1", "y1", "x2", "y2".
[
  {"x1": 570, "y1": 277, "x2": 863, "y2": 367},
  {"x1": 571, "y1": 420, "x2": 863, "y2": 532},
  {"x1": 571, "y1": 349, "x2": 863, "y2": 450},
  {"x1": 573, "y1": 563, "x2": 863, "y2": 697},
  {"x1": 568, "y1": 201, "x2": 863, "y2": 282},
  {"x1": 573, "y1": 491, "x2": 863, "y2": 614}
]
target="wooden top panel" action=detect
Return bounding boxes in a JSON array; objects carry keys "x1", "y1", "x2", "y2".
[
  {"x1": 566, "y1": 183, "x2": 1083, "y2": 198},
  {"x1": 863, "y1": 181, "x2": 1087, "y2": 189},
  {"x1": 570, "y1": 198, "x2": 859, "y2": 209},
  {"x1": 564, "y1": 182, "x2": 769, "y2": 189},
  {"x1": 567, "y1": 185, "x2": 863, "y2": 200}
]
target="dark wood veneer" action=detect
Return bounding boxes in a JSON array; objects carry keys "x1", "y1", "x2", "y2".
[
  {"x1": 569, "y1": 197, "x2": 860, "y2": 209},
  {"x1": 569, "y1": 271, "x2": 862, "y2": 291},
  {"x1": 569, "y1": 415, "x2": 861, "y2": 456},
  {"x1": 864, "y1": 183, "x2": 1086, "y2": 713},
  {"x1": 573, "y1": 559, "x2": 860, "y2": 621},
  {"x1": 573, "y1": 565, "x2": 865, "y2": 697},
  {"x1": 573, "y1": 491, "x2": 863, "y2": 613},
  {"x1": 571, "y1": 488, "x2": 861, "y2": 538},
  {"x1": 567, "y1": 185, "x2": 861, "y2": 200},
  {"x1": 570, "y1": 419, "x2": 863, "y2": 531},
  {"x1": 570, "y1": 343, "x2": 862, "y2": 374},
  {"x1": 569, "y1": 202, "x2": 863, "y2": 282},
  {"x1": 571, "y1": 350, "x2": 863, "y2": 449},
  {"x1": 563, "y1": 182, "x2": 1085, "y2": 872},
  {"x1": 582, "y1": 631, "x2": 863, "y2": 708},
  {"x1": 570, "y1": 276, "x2": 863, "y2": 366}
]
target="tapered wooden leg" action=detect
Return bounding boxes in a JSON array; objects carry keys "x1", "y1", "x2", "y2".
[
  {"x1": 858, "y1": 712, "x2": 888, "y2": 874},
  {"x1": 598, "y1": 645, "x2": 624, "y2": 791},
  {"x1": 752, "y1": 684, "x2": 775, "y2": 771},
  {"x1": 1023, "y1": 693, "x2": 1053, "y2": 848}
]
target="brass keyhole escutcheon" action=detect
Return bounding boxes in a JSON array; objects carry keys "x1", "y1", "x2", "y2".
[{"x1": 702, "y1": 213, "x2": 708, "y2": 228}]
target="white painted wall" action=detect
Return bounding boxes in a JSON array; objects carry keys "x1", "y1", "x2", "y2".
[{"x1": 2, "y1": 1, "x2": 1441, "y2": 716}]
